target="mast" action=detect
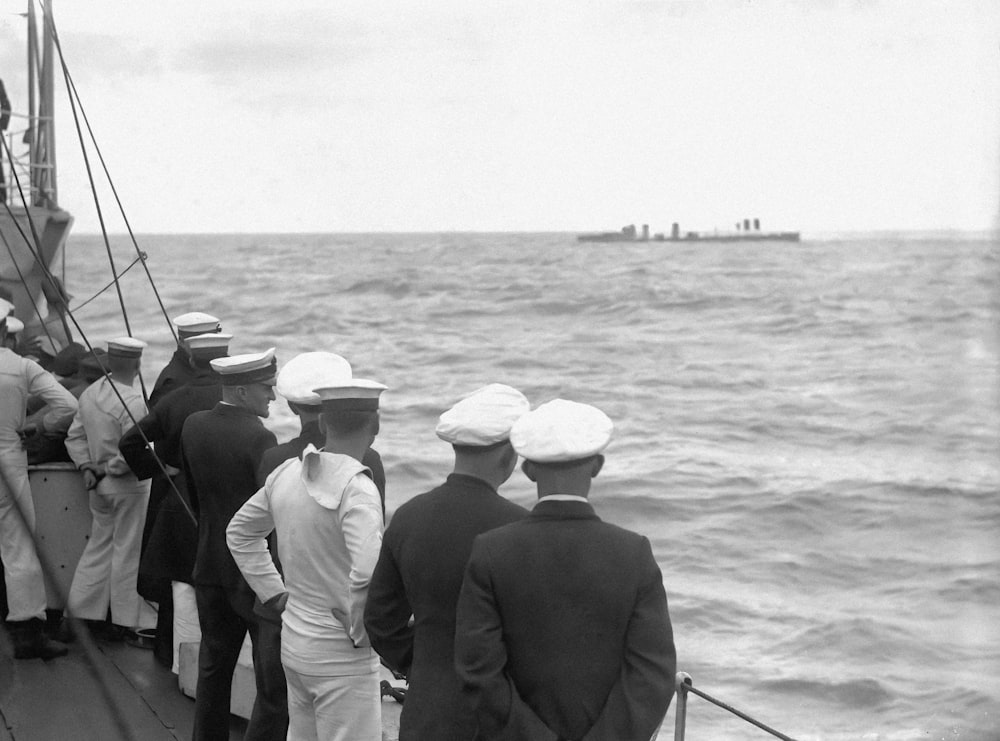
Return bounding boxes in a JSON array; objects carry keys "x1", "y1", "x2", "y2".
[
  {"x1": 25, "y1": 0, "x2": 57, "y2": 209},
  {"x1": 25, "y1": 0, "x2": 37, "y2": 196},
  {"x1": 41, "y1": 0, "x2": 56, "y2": 208}
]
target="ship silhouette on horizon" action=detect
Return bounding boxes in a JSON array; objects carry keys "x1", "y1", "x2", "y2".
[{"x1": 578, "y1": 218, "x2": 800, "y2": 243}]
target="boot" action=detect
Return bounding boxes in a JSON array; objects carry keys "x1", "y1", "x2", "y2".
[{"x1": 9, "y1": 618, "x2": 69, "y2": 660}]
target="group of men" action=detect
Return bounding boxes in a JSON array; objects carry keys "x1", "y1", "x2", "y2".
[{"x1": 2, "y1": 304, "x2": 678, "y2": 741}]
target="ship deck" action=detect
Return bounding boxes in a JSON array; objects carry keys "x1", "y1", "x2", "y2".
[{"x1": 0, "y1": 625, "x2": 247, "y2": 741}]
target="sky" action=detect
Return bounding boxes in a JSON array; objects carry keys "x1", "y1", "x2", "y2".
[{"x1": 1, "y1": 0, "x2": 998, "y2": 235}]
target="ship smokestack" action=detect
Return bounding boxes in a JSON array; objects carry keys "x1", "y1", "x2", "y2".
[
  {"x1": 743, "y1": 218, "x2": 751, "y2": 231},
  {"x1": 753, "y1": 218, "x2": 760, "y2": 231},
  {"x1": 642, "y1": 224, "x2": 649, "y2": 241},
  {"x1": 671, "y1": 222, "x2": 679, "y2": 240}
]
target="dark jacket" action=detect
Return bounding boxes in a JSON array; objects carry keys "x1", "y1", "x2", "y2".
[
  {"x1": 366, "y1": 474, "x2": 528, "y2": 741},
  {"x1": 182, "y1": 402, "x2": 276, "y2": 592},
  {"x1": 148, "y1": 347, "x2": 197, "y2": 408},
  {"x1": 119, "y1": 372, "x2": 222, "y2": 585},
  {"x1": 455, "y1": 499, "x2": 676, "y2": 741},
  {"x1": 120, "y1": 372, "x2": 223, "y2": 478}
]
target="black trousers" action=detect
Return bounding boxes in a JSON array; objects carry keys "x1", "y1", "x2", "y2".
[{"x1": 191, "y1": 584, "x2": 287, "y2": 741}]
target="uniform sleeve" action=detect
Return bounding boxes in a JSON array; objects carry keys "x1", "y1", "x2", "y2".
[
  {"x1": 580, "y1": 537, "x2": 676, "y2": 741},
  {"x1": 363, "y1": 525, "x2": 415, "y2": 675},
  {"x1": 26, "y1": 362, "x2": 78, "y2": 433},
  {"x1": 180, "y1": 420, "x2": 200, "y2": 517},
  {"x1": 226, "y1": 484, "x2": 286, "y2": 603},
  {"x1": 362, "y1": 447, "x2": 387, "y2": 511},
  {"x1": 118, "y1": 408, "x2": 165, "y2": 480},
  {"x1": 104, "y1": 388, "x2": 148, "y2": 477},
  {"x1": 340, "y1": 475, "x2": 384, "y2": 648},
  {"x1": 64, "y1": 408, "x2": 91, "y2": 469},
  {"x1": 454, "y1": 538, "x2": 559, "y2": 741}
]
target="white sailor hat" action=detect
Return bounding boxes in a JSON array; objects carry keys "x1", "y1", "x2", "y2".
[
  {"x1": 4, "y1": 316, "x2": 24, "y2": 335},
  {"x1": 173, "y1": 312, "x2": 222, "y2": 337},
  {"x1": 314, "y1": 378, "x2": 387, "y2": 412},
  {"x1": 0, "y1": 298, "x2": 14, "y2": 317},
  {"x1": 435, "y1": 383, "x2": 530, "y2": 447},
  {"x1": 276, "y1": 352, "x2": 353, "y2": 405},
  {"x1": 210, "y1": 347, "x2": 277, "y2": 386},
  {"x1": 509, "y1": 399, "x2": 613, "y2": 463},
  {"x1": 186, "y1": 332, "x2": 233, "y2": 359},
  {"x1": 107, "y1": 336, "x2": 147, "y2": 358}
]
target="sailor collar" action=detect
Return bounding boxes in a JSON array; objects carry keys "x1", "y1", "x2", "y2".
[{"x1": 299, "y1": 443, "x2": 372, "y2": 510}]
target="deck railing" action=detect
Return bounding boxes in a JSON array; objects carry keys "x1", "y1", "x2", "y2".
[{"x1": 673, "y1": 672, "x2": 799, "y2": 741}]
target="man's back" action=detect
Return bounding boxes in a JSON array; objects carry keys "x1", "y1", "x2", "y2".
[
  {"x1": 182, "y1": 402, "x2": 276, "y2": 591},
  {"x1": 148, "y1": 347, "x2": 195, "y2": 407},
  {"x1": 0, "y1": 347, "x2": 77, "y2": 445},
  {"x1": 257, "y1": 419, "x2": 387, "y2": 502},
  {"x1": 366, "y1": 474, "x2": 527, "y2": 739},
  {"x1": 457, "y1": 499, "x2": 675, "y2": 741}
]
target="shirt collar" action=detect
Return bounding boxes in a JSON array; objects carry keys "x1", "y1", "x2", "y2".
[{"x1": 535, "y1": 494, "x2": 589, "y2": 505}]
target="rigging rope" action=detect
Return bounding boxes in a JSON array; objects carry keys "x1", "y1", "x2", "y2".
[
  {"x1": 43, "y1": 11, "x2": 178, "y2": 347},
  {"x1": 0, "y1": 35, "x2": 196, "y2": 531},
  {"x1": 52, "y1": 254, "x2": 144, "y2": 315},
  {"x1": 3, "y1": 179, "x2": 196, "y2": 527},
  {"x1": 52, "y1": 32, "x2": 132, "y2": 340}
]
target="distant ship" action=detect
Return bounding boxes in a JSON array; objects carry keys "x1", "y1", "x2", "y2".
[{"x1": 577, "y1": 219, "x2": 800, "y2": 243}]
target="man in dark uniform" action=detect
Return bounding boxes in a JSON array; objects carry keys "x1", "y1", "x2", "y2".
[
  {"x1": 181, "y1": 347, "x2": 286, "y2": 741},
  {"x1": 149, "y1": 312, "x2": 222, "y2": 407},
  {"x1": 455, "y1": 399, "x2": 677, "y2": 741},
  {"x1": 365, "y1": 384, "x2": 530, "y2": 740},
  {"x1": 258, "y1": 351, "x2": 386, "y2": 503},
  {"x1": 119, "y1": 332, "x2": 231, "y2": 668}
]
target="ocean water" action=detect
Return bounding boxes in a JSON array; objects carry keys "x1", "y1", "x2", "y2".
[{"x1": 60, "y1": 231, "x2": 1000, "y2": 740}]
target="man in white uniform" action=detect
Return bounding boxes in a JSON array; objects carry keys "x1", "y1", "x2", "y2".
[
  {"x1": 64, "y1": 337, "x2": 156, "y2": 637},
  {"x1": 0, "y1": 315, "x2": 77, "y2": 658},
  {"x1": 228, "y1": 374, "x2": 386, "y2": 741}
]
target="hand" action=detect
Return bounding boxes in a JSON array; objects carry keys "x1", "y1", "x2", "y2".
[
  {"x1": 82, "y1": 469, "x2": 99, "y2": 490},
  {"x1": 264, "y1": 591, "x2": 288, "y2": 614},
  {"x1": 18, "y1": 422, "x2": 39, "y2": 439},
  {"x1": 331, "y1": 607, "x2": 371, "y2": 648},
  {"x1": 254, "y1": 591, "x2": 288, "y2": 623},
  {"x1": 163, "y1": 464, "x2": 181, "y2": 477}
]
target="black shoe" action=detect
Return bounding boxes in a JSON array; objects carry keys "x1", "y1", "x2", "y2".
[
  {"x1": 45, "y1": 616, "x2": 75, "y2": 644},
  {"x1": 10, "y1": 619, "x2": 69, "y2": 660}
]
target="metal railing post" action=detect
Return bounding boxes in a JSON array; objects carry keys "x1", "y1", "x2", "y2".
[{"x1": 674, "y1": 672, "x2": 691, "y2": 741}]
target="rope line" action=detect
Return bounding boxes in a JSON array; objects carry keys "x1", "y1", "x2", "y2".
[
  {"x1": 2, "y1": 84, "x2": 195, "y2": 533},
  {"x1": 58, "y1": 254, "x2": 144, "y2": 315},
  {"x1": 42, "y1": 11, "x2": 178, "y2": 347},
  {"x1": 51, "y1": 22, "x2": 131, "y2": 340}
]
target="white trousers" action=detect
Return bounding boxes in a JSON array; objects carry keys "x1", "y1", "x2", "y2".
[
  {"x1": 172, "y1": 580, "x2": 201, "y2": 674},
  {"x1": 285, "y1": 667, "x2": 380, "y2": 741},
  {"x1": 0, "y1": 450, "x2": 47, "y2": 621},
  {"x1": 66, "y1": 479, "x2": 155, "y2": 629}
]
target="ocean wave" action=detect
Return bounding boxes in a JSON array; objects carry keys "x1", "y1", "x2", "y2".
[
  {"x1": 342, "y1": 277, "x2": 413, "y2": 297},
  {"x1": 760, "y1": 676, "x2": 894, "y2": 709}
]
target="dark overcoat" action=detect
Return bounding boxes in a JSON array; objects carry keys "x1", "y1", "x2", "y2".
[
  {"x1": 181, "y1": 402, "x2": 276, "y2": 592},
  {"x1": 455, "y1": 499, "x2": 677, "y2": 741},
  {"x1": 119, "y1": 373, "x2": 222, "y2": 584},
  {"x1": 148, "y1": 347, "x2": 197, "y2": 407},
  {"x1": 366, "y1": 474, "x2": 528, "y2": 741}
]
